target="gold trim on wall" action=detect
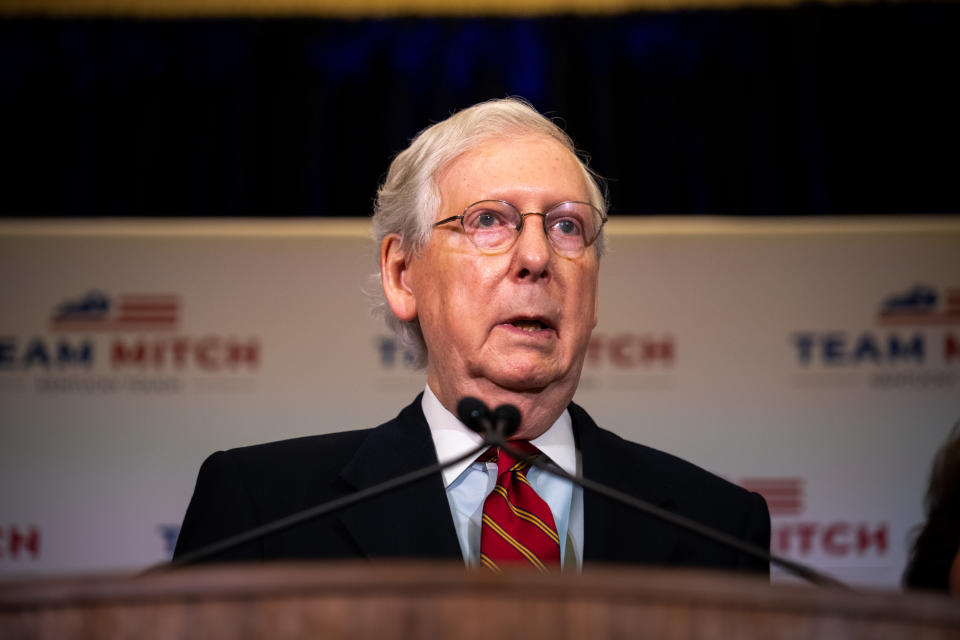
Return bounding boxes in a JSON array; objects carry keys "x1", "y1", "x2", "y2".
[{"x1": 1, "y1": 216, "x2": 957, "y2": 238}]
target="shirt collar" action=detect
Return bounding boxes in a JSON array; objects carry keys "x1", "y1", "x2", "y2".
[{"x1": 422, "y1": 384, "x2": 577, "y2": 488}]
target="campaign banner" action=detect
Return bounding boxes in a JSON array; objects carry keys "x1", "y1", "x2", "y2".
[{"x1": 1, "y1": 217, "x2": 957, "y2": 588}]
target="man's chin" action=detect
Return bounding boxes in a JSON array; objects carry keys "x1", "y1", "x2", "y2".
[{"x1": 481, "y1": 364, "x2": 564, "y2": 394}]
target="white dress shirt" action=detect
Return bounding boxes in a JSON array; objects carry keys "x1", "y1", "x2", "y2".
[{"x1": 421, "y1": 384, "x2": 584, "y2": 570}]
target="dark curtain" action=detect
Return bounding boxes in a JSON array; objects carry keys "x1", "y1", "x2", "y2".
[{"x1": 1, "y1": 4, "x2": 958, "y2": 216}]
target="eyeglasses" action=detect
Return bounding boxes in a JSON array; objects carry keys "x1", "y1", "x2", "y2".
[{"x1": 432, "y1": 200, "x2": 607, "y2": 257}]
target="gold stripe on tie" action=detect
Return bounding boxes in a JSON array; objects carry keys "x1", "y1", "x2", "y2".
[
  {"x1": 491, "y1": 486, "x2": 561, "y2": 544},
  {"x1": 481, "y1": 513, "x2": 549, "y2": 572},
  {"x1": 515, "y1": 473, "x2": 535, "y2": 489},
  {"x1": 479, "y1": 553, "x2": 502, "y2": 573}
]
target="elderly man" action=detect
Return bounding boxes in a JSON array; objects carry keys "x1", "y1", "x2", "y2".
[{"x1": 175, "y1": 98, "x2": 770, "y2": 573}]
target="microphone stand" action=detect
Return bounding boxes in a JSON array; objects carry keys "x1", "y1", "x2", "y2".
[
  {"x1": 495, "y1": 438, "x2": 849, "y2": 589},
  {"x1": 152, "y1": 395, "x2": 847, "y2": 590},
  {"x1": 147, "y1": 440, "x2": 489, "y2": 573}
]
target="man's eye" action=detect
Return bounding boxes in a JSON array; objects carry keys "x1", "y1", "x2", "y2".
[
  {"x1": 551, "y1": 218, "x2": 582, "y2": 236},
  {"x1": 476, "y1": 212, "x2": 499, "y2": 227},
  {"x1": 469, "y1": 210, "x2": 508, "y2": 229}
]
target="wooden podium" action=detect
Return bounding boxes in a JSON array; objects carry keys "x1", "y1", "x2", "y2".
[{"x1": 2, "y1": 562, "x2": 959, "y2": 639}]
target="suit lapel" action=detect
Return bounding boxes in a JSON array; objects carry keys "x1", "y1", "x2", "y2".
[
  {"x1": 572, "y1": 404, "x2": 680, "y2": 566},
  {"x1": 335, "y1": 396, "x2": 463, "y2": 560}
]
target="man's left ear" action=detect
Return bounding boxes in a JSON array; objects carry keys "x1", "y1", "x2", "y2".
[{"x1": 380, "y1": 234, "x2": 418, "y2": 322}]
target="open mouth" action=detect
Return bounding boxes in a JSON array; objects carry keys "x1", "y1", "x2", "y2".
[{"x1": 505, "y1": 317, "x2": 553, "y2": 333}]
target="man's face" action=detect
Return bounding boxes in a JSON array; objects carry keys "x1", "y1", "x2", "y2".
[{"x1": 405, "y1": 134, "x2": 600, "y2": 403}]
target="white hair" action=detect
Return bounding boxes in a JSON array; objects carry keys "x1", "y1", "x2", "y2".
[{"x1": 371, "y1": 97, "x2": 607, "y2": 369}]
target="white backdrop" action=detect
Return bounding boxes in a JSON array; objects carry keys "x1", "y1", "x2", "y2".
[{"x1": 1, "y1": 217, "x2": 958, "y2": 588}]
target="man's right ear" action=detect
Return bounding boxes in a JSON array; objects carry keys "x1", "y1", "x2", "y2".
[{"x1": 380, "y1": 234, "x2": 418, "y2": 322}]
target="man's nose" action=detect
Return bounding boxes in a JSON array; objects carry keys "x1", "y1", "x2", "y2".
[{"x1": 513, "y1": 213, "x2": 551, "y2": 279}]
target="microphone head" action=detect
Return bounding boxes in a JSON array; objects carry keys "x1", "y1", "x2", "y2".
[
  {"x1": 492, "y1": 404, "x2": 522, "y2": 439},
  {"x1": 457, "y1": 397, "x2": 491, "y2": 435}
]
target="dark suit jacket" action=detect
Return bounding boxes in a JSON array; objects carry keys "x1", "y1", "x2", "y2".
[{"x1": 174, "y1": 396, "x2": 770, "y2": 573}]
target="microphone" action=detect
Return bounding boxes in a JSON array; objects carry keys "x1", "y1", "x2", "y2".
[
  {"x1": 494, "y1": 407, "x2": 848, "y2": 589},
  {"x1": 492, "y1": 403, "x2": 521, "y2": 440},
  {"x1": 457, "y1": 397, "x2": 522, "y2": 444},
  {"x1": 457, "y1": 397, "x2": 493, "y2": 436}
]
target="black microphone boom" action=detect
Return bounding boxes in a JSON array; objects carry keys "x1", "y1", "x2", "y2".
[
  {"x1": 161, "y1": 396, "x2": 512, "y2": 572},
  {"x1": 158, "y1": 395, "x2": 844, "y2": 589},
  {"x1": 455, "y1": 400, "x2": 844, "y2": 587},
  {"x1": 498, "y1": 437, "x2": 848, "y2": 589},
  {"x1": 152, "y1": 436, "x2": 490, "y2": 572}
]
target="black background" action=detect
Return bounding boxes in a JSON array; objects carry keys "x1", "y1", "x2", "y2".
[{"x1": 2, "y1": 4, "x2": 958, "y2": 217}]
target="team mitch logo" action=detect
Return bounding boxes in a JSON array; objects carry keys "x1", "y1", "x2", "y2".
[
  {"x1": 790, "y1": 283, "x2": 960, "y2": 369},
  {"x1": 738, "y1": 478, "x2": 888, "y2": 559},
  {"x1": 877, "y1": 284, "x2": 960, "y2": 326},
  {"x1": 51, "y1": 291, "x2": 179, "y2": 332}
]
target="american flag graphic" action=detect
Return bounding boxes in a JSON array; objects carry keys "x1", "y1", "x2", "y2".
[
  {"x1": 877, "y1": 285, "x2": 960, "y2": 326},
  {"x1": 739, "y1": 477, "x2": 804, "y2": 516},
  {"x1": 51, "y1": 292, "x2": 179, "y2": 332}
]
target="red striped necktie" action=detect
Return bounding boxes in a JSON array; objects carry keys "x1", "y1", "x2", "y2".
[{"x1": 479, "y1": 441, "x2": 561, "y2": 573}]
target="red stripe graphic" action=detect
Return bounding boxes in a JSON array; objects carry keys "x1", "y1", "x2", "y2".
[
  {"x1": 739, "y1": 478, "x2": 804, "y2": 516},
  {"x1": 117, "y1": 295, "x2": 178, "y2": 325},
  {"x1": 115, "y1": 316, "x2": 178, "y2": 323},
  {"x1": 119, "y1": 296, "x2": 178, "y2": 307},
  {"x1": 119, "y1": 304, "x2": 178, "y2": 312},
  {"x1": 745, "y1": 486, "x2": 800, "y2": 496}
]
